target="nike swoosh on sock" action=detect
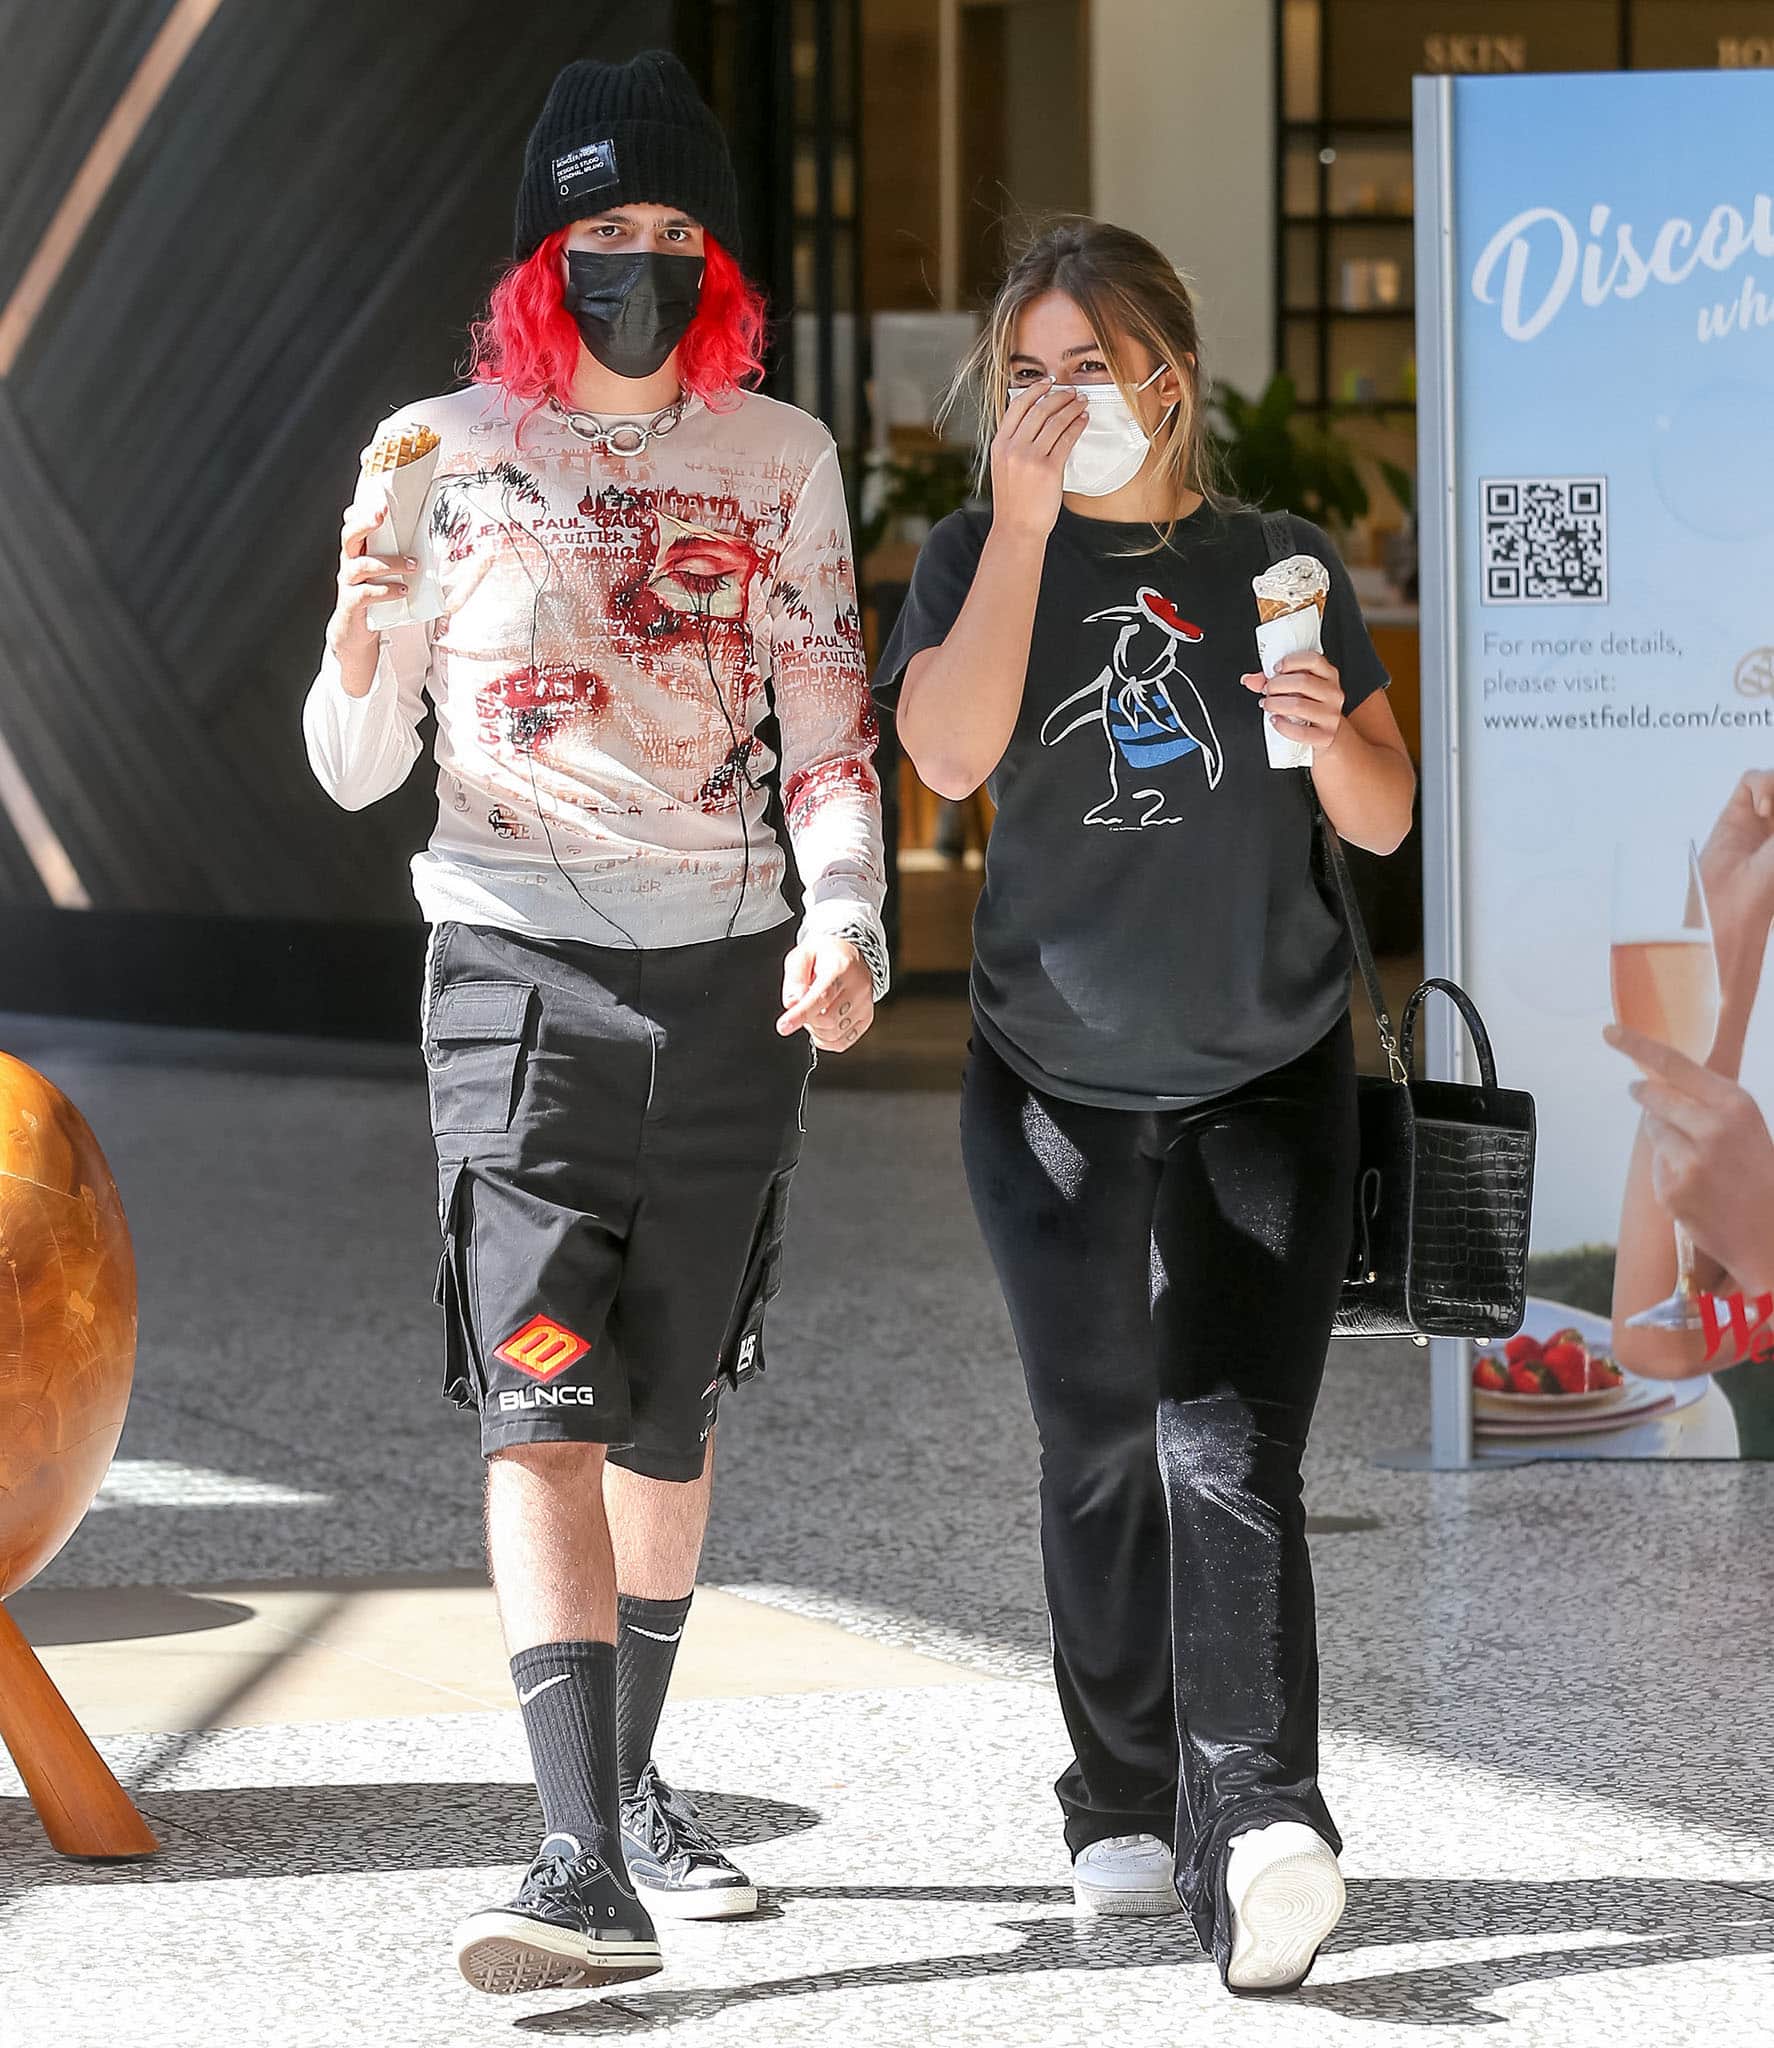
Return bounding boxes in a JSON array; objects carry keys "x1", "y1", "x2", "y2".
[
  {"x1": 516, "y1": 1672, "x2": 574, "y2": 1706},
  {"x1": 624, "y1": 1624, "x2": 684, "y2": 1643}
]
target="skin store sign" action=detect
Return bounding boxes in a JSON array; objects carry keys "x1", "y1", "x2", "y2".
[{"x1": 1419, "y1": 70, "x2": 1774, "y2": 1460}]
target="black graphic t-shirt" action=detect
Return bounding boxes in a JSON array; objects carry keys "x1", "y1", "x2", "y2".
[{"x1": 875, "y1": 502, "x2": 1390, "y2": 1108}]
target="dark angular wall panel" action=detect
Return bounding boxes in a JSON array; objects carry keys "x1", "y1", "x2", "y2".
[{"x1": 0, "y1": 0, "x2": 670, "y2": 936}]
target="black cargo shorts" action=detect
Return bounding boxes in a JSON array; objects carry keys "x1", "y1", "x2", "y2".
[{"x1": 423, "y1": 920, "x2": 813, "y2": 1479}]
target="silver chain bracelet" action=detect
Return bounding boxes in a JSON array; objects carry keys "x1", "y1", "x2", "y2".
[{"x1": 833, "y1": 917, "x2": 892, "y2": 1004}]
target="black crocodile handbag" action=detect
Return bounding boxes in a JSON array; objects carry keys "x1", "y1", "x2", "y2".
[{"x1": 1318, "y1": 813, "x2": 1536, "y2": 1341}]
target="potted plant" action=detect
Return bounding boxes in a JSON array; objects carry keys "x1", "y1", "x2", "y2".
[
  {"x1": 855, "y1": 444, "x2": 979, "y2": 561},
  {"x1": 1207, "y1": 372, "x2": 1370, "y2": 531},
  {"x1": 1375, "y1": 457, "x2": 1418, "y2": 605}
]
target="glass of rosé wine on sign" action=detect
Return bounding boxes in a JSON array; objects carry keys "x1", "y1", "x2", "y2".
[{"x1": 1610, "y1": 839, "x2": 1720, "y2": 1331}]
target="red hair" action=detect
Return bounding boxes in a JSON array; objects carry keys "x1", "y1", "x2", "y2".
[{"x1": 469, "y1": 231, "x2": 766, "y2": 418}]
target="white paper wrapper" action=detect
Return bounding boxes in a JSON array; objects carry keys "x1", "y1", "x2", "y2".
[
  {"x1": 1255, "y1": 606, "x2": 1321, "y2": 769},
  {"x1": 361, "y1": 443, "x2": 443, "y2": 633}
]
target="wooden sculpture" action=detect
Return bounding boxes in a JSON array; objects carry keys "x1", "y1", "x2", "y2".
[{"x1": 0, "y1": 1052, "x2": 155, "y2": 1858}]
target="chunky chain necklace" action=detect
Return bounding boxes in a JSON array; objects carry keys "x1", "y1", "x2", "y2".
[{"x1": 549, "y1": 395, "x2": 688, "y2": 457}]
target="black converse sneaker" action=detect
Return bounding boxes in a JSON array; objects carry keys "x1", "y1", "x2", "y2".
[
  {"x1": 620, "y1": 1762, "x2": 759, "y2": 1920},
  {"x1": 454, "y1": 1832, "x2": 664, "y2": 1994}
]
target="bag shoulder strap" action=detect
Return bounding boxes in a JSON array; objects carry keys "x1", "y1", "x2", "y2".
[
  {"x1": 1314, "y1": 795, "x2": 1407, "y2": 1081},
  {"x1": 1258, "y1": 505, "x2": 1406, "y2": 1084},
  {"x1": 1259, "y1": 507, "x2": 1294, "y2": 564}
]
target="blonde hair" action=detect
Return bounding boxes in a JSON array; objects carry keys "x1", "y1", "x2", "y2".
[{"x1": 939, "y1": 217, "x2": 1228, "y2": 551}]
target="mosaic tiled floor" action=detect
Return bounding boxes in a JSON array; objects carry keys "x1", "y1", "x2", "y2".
[
  {"x1": 2, "y1": 1027, "x2": 1772, "y2": 2044},
  {"x1": 6, "y1": 1688, "x2": 1773, "y2": 2047}
]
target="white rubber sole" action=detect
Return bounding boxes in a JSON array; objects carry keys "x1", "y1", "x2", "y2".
[
  {"x1": 1224, "y1": 1842, "x2": 1345, "y2": 1993},
  {"x1": 636, "y1": 1879, "x2": 760, "y2": 1921},
  {"x1": 453, "y1": 1911, "x2": 663, "y2": 1995},
  {"x1": 1072, "y1": 1873, "x2": 1183, "y2": 1918}
]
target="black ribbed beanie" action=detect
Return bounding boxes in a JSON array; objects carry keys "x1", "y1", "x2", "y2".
[{"x1": 514, "y1": 50, "x2": 740, "y2": 261}]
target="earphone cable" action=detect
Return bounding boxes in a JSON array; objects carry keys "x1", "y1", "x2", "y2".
[
  {"x1": 446, "y1": 470, "x2": 639, "y2": 952},
  {"x1": 691, "y1": 598, "x2": 752, "y2": 943}
]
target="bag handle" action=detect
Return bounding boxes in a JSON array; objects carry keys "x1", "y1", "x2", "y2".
[
  {"x1": 1258, "y1": 509, "x2": 1407, "y2": 1087},
  {"x1": 1401, "y1": 976, "x2": 1500, "y2": 1091}
]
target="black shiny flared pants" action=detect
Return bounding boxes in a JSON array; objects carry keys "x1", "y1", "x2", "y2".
[{"x1": 960, "y1": 1019, "x2": 1358, "y2": 1966}]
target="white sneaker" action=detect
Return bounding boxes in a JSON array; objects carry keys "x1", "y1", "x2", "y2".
[
  {"x1": 1223, "y1": 1821, "x2": 1345, "y2": 1992},
  {"x1": 1071, "y1": 1833, "x2": 1182, "y2": 1917}
]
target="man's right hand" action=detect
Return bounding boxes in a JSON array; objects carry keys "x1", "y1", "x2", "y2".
[
  {"x1": 325, "y1": 497, "x2": 414, "y2": 694},
  {"x1": 989, "y1": 377, "x2": 1088, "y2": 541}
]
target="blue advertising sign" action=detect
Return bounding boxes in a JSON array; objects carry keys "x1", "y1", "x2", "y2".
[{"x1": 1415, "y1": 71, "x2": 1774, "y2": 1462}]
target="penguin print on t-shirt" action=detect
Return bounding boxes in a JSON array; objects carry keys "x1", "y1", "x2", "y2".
[
  {"x1": 872, "y1": 503, "x2": 1394, "y2": 1104},
  {"x1": 1039, "y1": 586, "x2": 1224, "y2": 829}
]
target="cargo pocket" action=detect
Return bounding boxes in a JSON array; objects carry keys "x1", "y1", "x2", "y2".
[
  {"x1": 425, "y1": 980, "x2": 533, "y2": 1136},
  {"x1": 716, "y1": 1166, "x2": 797, "y2": 1392},
  {"x1": 435, "y1": 1158, "x2": 482, "y2": 1410}
]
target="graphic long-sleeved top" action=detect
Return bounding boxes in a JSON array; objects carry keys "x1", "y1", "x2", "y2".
[{"x1": 304, "y1": 382, "x2": 885, "y2": 961}]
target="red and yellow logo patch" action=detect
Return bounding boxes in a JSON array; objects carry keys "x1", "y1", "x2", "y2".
[{"x1": 494, "y1": 1314, "x2": 591, "y2": 1382}]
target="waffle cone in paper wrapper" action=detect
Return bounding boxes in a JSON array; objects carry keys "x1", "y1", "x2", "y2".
[
  {"x1": 1255, "y1": 586, "x2": 1328, "y2": 626},
  {"x1": 362, "y1": 424, "x2": 440, "y2": 476},
  {"x1": 1252, "y1": 554, "x2": 1331, "y2": 769},
  {"x1": 361, "y1": 422, "x2": 444, "y2": 632}
]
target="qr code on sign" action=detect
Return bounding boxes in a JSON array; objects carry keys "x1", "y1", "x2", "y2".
[{"x1": 1481, "y1": 477, "x2": 1608, "y2": 604}]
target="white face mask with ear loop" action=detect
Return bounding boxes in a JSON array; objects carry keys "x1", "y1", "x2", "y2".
[{"x1": 1011, "y1": 365, "x2": 1176, "y2": 497}]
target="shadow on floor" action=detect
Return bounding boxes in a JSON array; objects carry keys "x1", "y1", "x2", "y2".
[
  {"x1": 505, "y1": 1877, "x2": 1774, "y2": 2035},
  {"x1": 8, "y1": 1588, "x2": 256, "y2": 1646},
  {"x1": 0, "y1": 1784, "x2": 818, "y2": 1898},
  {"x1": 0, "y1": 1010, "x2": 422, "y2": 1080}
]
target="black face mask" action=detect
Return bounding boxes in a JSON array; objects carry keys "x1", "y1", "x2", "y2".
[{"x1": 562, "y1": 250, "x2": 706, "y2": 379}]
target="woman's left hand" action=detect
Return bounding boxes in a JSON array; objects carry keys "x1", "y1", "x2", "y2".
[
  {"x1": 778, "y1": 936, "x2": 876, "y2": 1052},
  {"x1": 1242, "y1": 653, "x2": 1345, "y2": 754}
]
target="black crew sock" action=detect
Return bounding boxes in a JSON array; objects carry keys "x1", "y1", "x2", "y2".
[
  {"x1": 616, "y1": 1591, "x2": 694, "y2": 1799},
  {"x1": 510, "y1": 1640, "x2": 622, "y2": 1866}
]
